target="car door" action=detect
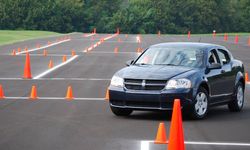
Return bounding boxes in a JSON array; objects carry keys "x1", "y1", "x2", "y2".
[
  {"x1": 205, "y1": 49, "x2": 226, "y2": 102},
  {"x1": 216, "y1": 49, "x2": 234, "y2": 94}
]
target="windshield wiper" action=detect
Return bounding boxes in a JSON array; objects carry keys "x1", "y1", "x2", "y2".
[
  {"x1": 155, "y1": 63, "x2": 178, "y2": 66},
  {"x1": 134, "y1": 63, "x2": 150, "y2": 65}
]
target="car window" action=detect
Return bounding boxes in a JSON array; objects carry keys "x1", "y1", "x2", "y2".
[
  {"x1": 217, "y1": 49, "x2": 231, "y2": 65},
  {"x1": 135, "y1": 47, "x2": 204, "y2": 68},
  {"x1": 208, "y1": 49, "x2": 220, "y2": 65}
]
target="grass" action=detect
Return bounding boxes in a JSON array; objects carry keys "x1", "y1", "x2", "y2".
[{"x1": 0, "y1": 30, "x2": 62, "y2": 45}]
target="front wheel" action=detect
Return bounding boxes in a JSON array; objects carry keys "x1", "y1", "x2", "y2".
[
  {"x1": 110, "y1": 106, "x2": 133, "y2": 116},
  {"x1": 228, "y1": 82, "x2": 244, "y2": 112},
  {"x1": 187, "y1": 87, "x2": 209, "y2": 119}
]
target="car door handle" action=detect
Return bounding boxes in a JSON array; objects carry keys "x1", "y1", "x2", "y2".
[{"x1": 221, "y1": 70, "x2": 225, "y2": 73}]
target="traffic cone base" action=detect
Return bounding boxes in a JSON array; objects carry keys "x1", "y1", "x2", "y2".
[
  {"x1": 66, "y1": 86, "x2": 74, "y2": 100},
  {"x1": 30, "y1": 85, "x2": 38, "y2": 100},
  {"x1": 154, "y1": 122, "x2": 168, "y2": 144}
]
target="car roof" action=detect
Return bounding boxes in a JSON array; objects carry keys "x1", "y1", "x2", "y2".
[{"x1": 150, "y1": 42, "x2": 226, "y2": 51}]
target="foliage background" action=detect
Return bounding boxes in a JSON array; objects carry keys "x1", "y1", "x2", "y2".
[{"x1": 0, "y1": 0, "x2": 249, "y2": 33}]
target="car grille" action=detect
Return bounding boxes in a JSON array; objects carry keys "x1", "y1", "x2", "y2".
[{"x1": 124, "y1": 79, "x2": 167, "y2": 91}]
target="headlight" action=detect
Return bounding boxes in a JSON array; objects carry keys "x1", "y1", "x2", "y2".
[
  {"x1": 110, "y1": 76, "x2": 124, "y2": 87},
  {"x1": 165, "y1": 78, "x2": 191, "y2": 89}
]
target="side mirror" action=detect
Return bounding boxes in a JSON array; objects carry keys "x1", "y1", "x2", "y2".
[
  {"x1": 208, "y1": 63, "x2": 222, "y2": 70},
  {"x1": 126, "y1": 60, "x2": 134, "y2": 66}
]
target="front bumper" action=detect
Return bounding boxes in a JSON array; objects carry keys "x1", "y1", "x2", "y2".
[{"x1": 109, "y1": 86, "x2": 194, "y2": 110}]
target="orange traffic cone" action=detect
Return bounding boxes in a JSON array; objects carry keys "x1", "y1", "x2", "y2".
[
  {"x1": 43, "y1": 49, "x2": 48, "y2": 56},
  {"x1": 137, "y1": 47, "x2": 142, "y2": 53},
  {"x1": 158, "y1": 30, "x2": 161, "y2": 36},
  {"x1": 23, "y1": 53, "x2": 32, "y2": 79},
  {"x1": 154, "y1": 122, "x2": 168, "y2": 144},
  {"x1": 12, "y1": 50, "x2": 16, "y2": 56},
  {"x1": 0, "y1": 84, "x2": 5, "y2": 99},
  {"x1": 30, "y1": 85, "x2": 38, "y2": 100},
  {"x1": 224, "y1": 33, "x2": 228, "y2": 41},
  {"x1": 62, "y1": 55, "x2": 67, "y2": 62},
  {"x1": 48, "y1": 60, "x2": 53, "y2": 69},
  {"x1": 114, "y1": 47, "x2": 119, "y2": 53},
  {"x1": 245, "y1": 72, "x2": 249, "y2": 83},
  {"x1": 234, "y1": 35, "x2": 239, "y2": 44},
  {"x1": 17, "y1": 48, "x2": 21, "y2": 52},
  {"x1": 65, "y1": 86, "x2": 74, "y2": 100},
  {"x1": 188, "y1": 31, "x2": 191, "y2": 39},
  {"x1": 105, "y1": 88, "x2": 109, "y2": 100},
  {"x1": 24, "y1": 47, "x2": 28, "y2": 52},
  {"x1": 168, "y1": 99, "x2": 185, "y2": 150},
  {"x1": 248, "y1": 37, "x2": 250, "y2": 47},
  {"x1": 71, "y1": 50, "x2": 76, "y2": 56}
]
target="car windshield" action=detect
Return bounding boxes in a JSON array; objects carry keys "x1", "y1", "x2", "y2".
[{"x1": 134, "y1": 46, "x2": 204, "y2": 68}]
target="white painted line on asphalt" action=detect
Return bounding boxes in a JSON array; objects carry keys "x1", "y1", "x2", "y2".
[
  {"x1": 0, "y1": 78, "x2": 23, "y2": 80},
  {"x1": 4, "y1": 97, "x2": 105, "y2": 101},
  {"x1": 33, "y1": 55, "x2": 78, "y2": 79},
  {"x1": 3, "y1": 54, "x2": 73, "y2": 57},
  {"x1": 83, "y1": 33, "x2": 119, "y2": 52},
  {"x1": 0, "y1": 77, "x2": 110, "y2": 81},
  {"x1": 39, "y1": 78, "x2": 110, "y2": 81},
  {"x1": 20, "y1": 54, "x2": 73, "y2": 57},
  {"x1": 89, "y1": 51, "x2": 136, "y2": 54},
  {"x1": 140, "y1": 140, "x2": 250, "y2": 150},
  {"x1": 185, "y1": 141, "x2": 250, "y2": 146},
  {"x1": 0, "y1": 78, "x2": 110, "y2": 81},
  {"x1": 84, "y1": 33, "x2": 96, "y2": 37},
  {"x1": 140, "y1": 141, "x2": 149, "y2": 150},
  {"x1": 104, "y1": 34, "x2": 118, "y2": 41},
  {"x1": 16, "y1": 39, "x2": 71, "y2": 55}
]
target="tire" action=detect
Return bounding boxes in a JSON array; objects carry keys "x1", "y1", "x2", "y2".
[
  {"x1": 187, "y1": 87, "x2": 209, "y2": 119},
  {"x1": 228, "y1": 82, "x2": 244, "y2": 112},
  {"x1": 110, "y1": 106, "x2": 133, "y2": 116}
]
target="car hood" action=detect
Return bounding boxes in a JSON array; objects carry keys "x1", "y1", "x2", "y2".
[{"x1": 117, "y1": 65, "x2": 194, "y2": 80}]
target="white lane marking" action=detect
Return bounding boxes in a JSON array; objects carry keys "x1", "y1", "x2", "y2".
[
  {"x1": 83, "y1": 33, "x2": 118, "y2": 52},
  {"x1": 4, "y1": 97, "x2": 105, "y2": 101},
  {"x1": 84, "y1": 33, "x2": 96, "y2": 37},
  {"x1": 33, "y1": 55, "x2": 78, "y2": 79},
  {"x1": 185, "y1": 141, "x2": 250, "y2": 146},
  {"x1": 141, "y1": 140, "x2": 250, "y2": 150},
  {"x1": 89, "y1": 51, "x2": 136, "y2": 54},
  {"x1": 104, "y1": 34, "x2": 118, "y2": 41},
  {"x1": 16, "y1": 39, "x2": 71, "y2": 55},
  {"x1": 140, "y1": 141, "x2": 149, "y2": 150},
  {"x1": 0, "y1": 77, "x2": 110, "y2": 81}
]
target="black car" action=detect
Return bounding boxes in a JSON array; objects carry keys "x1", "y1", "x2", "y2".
[{"x1": 108, "y1": 42, "x2": 245, "y2": 119}]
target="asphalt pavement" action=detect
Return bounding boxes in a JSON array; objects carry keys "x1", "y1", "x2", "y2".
[{"x1": 0, "y1": 33, "x2": 250, "y2": 150}]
